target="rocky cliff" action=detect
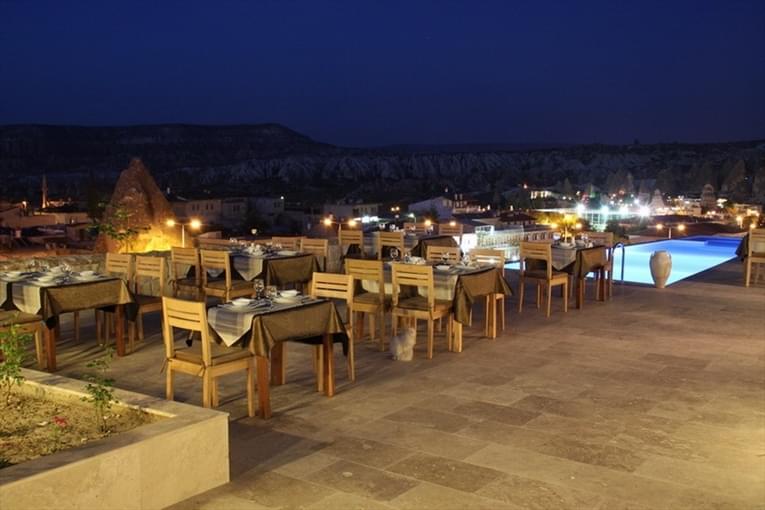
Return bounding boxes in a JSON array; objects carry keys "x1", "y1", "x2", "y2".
[{"x1": 1, "y1": 124, "x2": 763, "y2": 203}]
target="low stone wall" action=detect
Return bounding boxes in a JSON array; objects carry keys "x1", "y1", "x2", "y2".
[{"x1": 0, "y1": 369, "x2": 229, "y2": 510}]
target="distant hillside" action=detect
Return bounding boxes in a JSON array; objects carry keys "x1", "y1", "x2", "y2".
[{"x1": 1, "y1": 123, "x2": 763, "y2": 205}]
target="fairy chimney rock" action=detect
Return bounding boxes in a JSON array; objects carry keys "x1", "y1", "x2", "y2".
[{"x1": 96, "y1": 158, "x2": 181, "y2": 252}]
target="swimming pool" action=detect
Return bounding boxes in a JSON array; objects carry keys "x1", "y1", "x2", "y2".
[{"x1": 612, "y1": 236, "x2": 740, "y2": 285}]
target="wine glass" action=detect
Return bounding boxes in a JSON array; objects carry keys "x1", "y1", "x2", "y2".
[
  {"x1": 253, "y1": 279, "x2": 265, "y2": 299},
  {"x1": 266, "y1": 285, "x2": 278, "y2": 300},
  {"x1": 390, "y1": 247, "x2": 399, "y2": 261},
  {"x1": 441, "y1": 252, "x2": 449, "y2": 265}
]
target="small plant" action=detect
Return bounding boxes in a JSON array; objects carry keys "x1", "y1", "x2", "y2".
[
  {"x1": 81, "y1": 347, "x2": 116, "y2": 432},
  {"x1": 0, "y1": 320, "x2": 31, "y2": 405},
  {"x1": 92, "y1": 203, "x2": 144, "y2": 253}
]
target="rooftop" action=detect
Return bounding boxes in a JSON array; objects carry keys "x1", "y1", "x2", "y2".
[{"x1": 40, "y1": 258, "x2": 765, "y2": 509}]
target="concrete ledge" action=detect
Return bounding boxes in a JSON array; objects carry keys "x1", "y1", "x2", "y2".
[{"x1": 0, "y1": 369, "x2": 229, "y2": 510}]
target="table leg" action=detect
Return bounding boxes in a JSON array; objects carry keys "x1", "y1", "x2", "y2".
[
  {"x1": 114, "y1": 305, "x2": 126, "y2": 357},
  {"x1": 488, "y1": 295, "x2": 497, "y2": 339},
  {"x1": 322, "y1": 333, "x2": 335, "y2": 397},
  {"x1": 270, "y1": 343, "x2": 285, "y2": 385},
  {"x1": 256, "y1": 355, "x2": 271, "y2": 419},
  {"x1": 44, "y1": 322, "x2": 57, "y2": 372},
  {"x1": 576, "y1": 277, "x2": 585, "y2": 309}
]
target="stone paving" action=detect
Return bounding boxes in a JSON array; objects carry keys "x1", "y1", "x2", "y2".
[{"x1": 49, "y1": 260, "x2": 765, "y2": 509}]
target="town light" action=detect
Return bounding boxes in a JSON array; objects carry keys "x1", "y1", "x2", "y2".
[
  {"x1": 165, "y1": 219, "x2": 176, "y2": 228},
  {"x1": 424, "y1": 219, "x2": 432, "y2": 227},
  {"x1": 550, "y1": 222, "x2": 559, "y2": 230},
  {"x1": 575, "y1": 222, "x2": 582, "y2": 230},
  {"x1": 677, "y1": 224, "x2": 686, "y2": 232},
  {"x1": 323, "y1": 217, "x2": 332, "y2": 227},
  {"x1": 449, "y1": 220, "x2": 457, "y2": 227},
  {"x1": 656, "y1": 223, "x2": 664, "y2": 230},
  {"x1": 348, "y1": 218, "x2": 357, "y2": 227},
  {"x1": 189, "y1": 218, "x2": 202, "y2": 230}
]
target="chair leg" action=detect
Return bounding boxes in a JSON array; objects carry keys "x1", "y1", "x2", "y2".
[
  {"x1": 745, "y1": 259, "x2": 751, "y2": 286},
  {"x1": 426, "y1": 319, "x2": 434, "y2": 360},
  {"x1": 446, "y1": 315, "x2": 453, "y2": 352},
  {"x1": 536, "y1": 283, "x2": 542, "y2": 309},
  {"x1": 546, "y1": 283, "x2": 552, "y2": 317},
  {"x1": 518, "y1": 280, "x2": 524, "y2": 313},
  {"x1": 128, "y1": 321, "x2": 136, "y2": 353},
  {"x1": 246, "y1": 360, "x2": 255, "y2": 417},
  {"x1": 137, "y1": 312, "x2": 144, "y2": 342},
  {"x1": 563, "y1": 282, "x2": 569, "y2": 312},
  {"x1": 369, "y1": 312, "x2": 376, "y2": 343},
  {"x1": 379, "y1": 310, "x2": 386, "y2": 351},
  {"x1": 95, "y1": 311, "x2": 102, "y2": 345},
  {"x1": 211, "y1": 378, "x2": 219, "y2": 408},
  {"x1": 166, "y1": 368, "x2": 174, "y2": 400},
  {"x1": 437, "y1": 317, "x2": 442, "y2": 333},
  {"x1": 202, "y1": 370, "x2": 212, "y2": 408},
  {"x1": 347, "y1": 328, "x2": 356, "y2": 382}
]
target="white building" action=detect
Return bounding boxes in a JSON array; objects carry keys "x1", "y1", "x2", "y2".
[{"x1": 407, "y1": 196, "x2": 454, "y2": 220}]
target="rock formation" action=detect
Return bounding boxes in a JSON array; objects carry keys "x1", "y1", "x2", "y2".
[{"x1": 96, "y1": 158, "x2": 180, "y2": 252}]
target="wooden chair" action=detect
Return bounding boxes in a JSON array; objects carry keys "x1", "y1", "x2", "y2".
[
  {"x1": 128, "y1": 256, "x2": 166, "y2": 352},
  {"x1": 390, "y1": 263, "x2": 453, "y2": 359},
  {"x1": 339, "y1": 228, "x2": 364, "y2": 258},
  {"x1": 200, "y1": 249, "x2": 253, "y2": 302},
  {"x1": 404, "y1": 222, "x2": 428, "y2": 236},
  {"x1": 518, "y1": 242, "x2": 568, "y2": 317},
  {"x1": 345, "y1": 259, "x2": 389, "y2": 351},
  {"x1": 310, "y1": 273, "x2": 355, "y2": 386},
  {"x1": 170, "y1": 246, "x2": 201, "y2": 299},
  {"x1": 585, "y1": 231, "x2": 614, "y2": 299},
  {"x1": 471, "y1": 248, "x2": 507, "y2": 332},
  {"x1": 96, "y1": 253, "x2": 133, "y2": 345},
  {"x1": 745, "y1": 228, "x2": 765, "y2": 287},
  {"x1": 271, "y1": 236, "x2": 302, "y2": 251},
  {"x1": 377, "y1": 231, "x2": 405, "y2": 260},
  {"x1": 161, "y1": 297, "x2": 255, "y2": 416},
  {"x1": 425, "y1": 245, "x2": 461, "y2": 264},
  {"x1": 438, "y1": 222, "x2": 464, "y2": 243},
  {"x1": 0, "y1": 311, "x2": 45, "y2": 369},
  {"x1": 301, "y1": 238, "x2": 329, "y2": 271}
]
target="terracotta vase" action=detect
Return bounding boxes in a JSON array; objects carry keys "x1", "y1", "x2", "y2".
[{"x1": 649, "y1": 250, "x2": 672, "y2": 288}]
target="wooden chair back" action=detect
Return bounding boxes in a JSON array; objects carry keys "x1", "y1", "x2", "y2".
[
  {"x1": 750, "y1": 228, "x2": 765, "y2": 256},
  {"x1": 345, "y1": 259, "x2": 385, "y2": 304},
  {"x1": 301, "y1": 238, "x2": 329, "y2": 268},
  {"x1": 134, "y1": 256, "x2": 166, "y2": 296},
  {"x1": 105, "y1": 253, "x2": 133, "y2": 281},
  {"x1": 425, "y1": 245, "x2": 461, "y2": 264},
  {"x1": 339, "y1": 228, "x2": 363, "y2": 247},
  {"x1": 470, "y1": 248, "x2": 505, "y2": 268},
  {"x1": 170, "y1": 246, "x2": 200, "y2": 284},
  {"x1": 520, "y1": 241, "x2": 553, "y2": 279},
  {"x1": 271, "y1": 236, "x2": 302, "y2": 250},
  {"x1": 438, "y1": 223, "x2": 463, "y2": 238},
  {"x1": 404, "y1": 222, "x2": 428, "y2": 235},
  {"x1": 310, "y1": 272, "x2": 353, "y2": 304},
  {"x1": 161, "y1": 297, "x2": 212, "y2": 365},
  {"x1": 377, "y1": 231, "x2": 405, "y2": 260},
  {"x1": 391, "y1": 263, "x2": 434, "y2": 309},
  {"x1": 200, "y1": 249, "x2": 232, "y2": 288}
]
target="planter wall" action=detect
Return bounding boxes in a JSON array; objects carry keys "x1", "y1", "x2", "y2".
[{"x1": 0, "y1": 369, "x2": 229, "y2": 510}]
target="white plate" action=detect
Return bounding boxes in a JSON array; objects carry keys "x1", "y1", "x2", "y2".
[
  {"x1": 435, "y1": 265, "x2": 451, "y2": 271},
  {"x1": 231, "y1": 298, "x2": 253, "y2": 306},
  {"x1": 277, "y1": 250, "x2": 297, "y2": 256},
  {"x1": 273, "y1": 296, "x2": 299, "y2": 305},
  {"x1": 280, "y1": 290, "x2": 299, "y2": 297},
  {"x1": 75, "y1": 275, "x2": 102, "y2": 282}
]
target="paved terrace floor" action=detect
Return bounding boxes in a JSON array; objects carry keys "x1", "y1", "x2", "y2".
[{"x1": 47, "y1": 260, "x2": 765, "y2": 510}]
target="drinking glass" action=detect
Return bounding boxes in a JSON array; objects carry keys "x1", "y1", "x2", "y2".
[
  {"x1": 266, "y1": 285, "x2": 278, "y2": 300},
  {"x1": 390, "y1": 248, "x2": 399, "y2": 261},
  {"x1": 253, "y1": 278, "x2": 265, "y2": 299},
  {"x1": 441, "y1": 253, "x2": 449, "y2": 265}
]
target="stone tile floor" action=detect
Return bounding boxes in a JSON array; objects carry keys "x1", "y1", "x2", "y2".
[{"x1": 48, "y1": 260, "x2": 765, "y2": 509}]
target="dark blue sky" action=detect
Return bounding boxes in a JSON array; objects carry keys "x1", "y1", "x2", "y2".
[{"x1": 1, "y1": 0, "x2": 763, "y2": 147}]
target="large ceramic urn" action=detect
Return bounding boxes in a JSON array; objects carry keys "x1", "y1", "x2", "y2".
[{"x1": 649, "y1": 250, "x2": 672, "y2": 288}]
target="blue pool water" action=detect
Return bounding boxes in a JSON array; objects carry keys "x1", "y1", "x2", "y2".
[{"x1": 612, "y1": 236, "x2": 740, "y2": 285}]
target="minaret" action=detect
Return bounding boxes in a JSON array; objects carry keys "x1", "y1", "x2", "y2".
[{"x1": 41, "y1": 174, "x2": 48, "y2": 209}]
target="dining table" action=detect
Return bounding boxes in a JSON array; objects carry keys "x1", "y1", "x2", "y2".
[
  {"x1": 360, "y1": 261, "x2": 511, "y2": 351},
  {"x1": 342, "y1": 231, "x2": 461, "y2": 259},
  {"x1": 0, "y1": 271, "x2": 135, "y2": 371},
  {"x1": 549, "y1": 244, "x2": 610, "y2": 308},
  {"x1": 206, "y1": 296, "x2": 348, "y2": 419}
]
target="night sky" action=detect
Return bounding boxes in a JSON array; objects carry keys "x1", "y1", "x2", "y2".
[{"x1": 1, "y1": 0, "x2": 763, "y2": 147}]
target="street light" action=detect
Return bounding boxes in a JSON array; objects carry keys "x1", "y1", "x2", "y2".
[{"x1": 166, "y1": 218, "x2": 201, "y2": 247}]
